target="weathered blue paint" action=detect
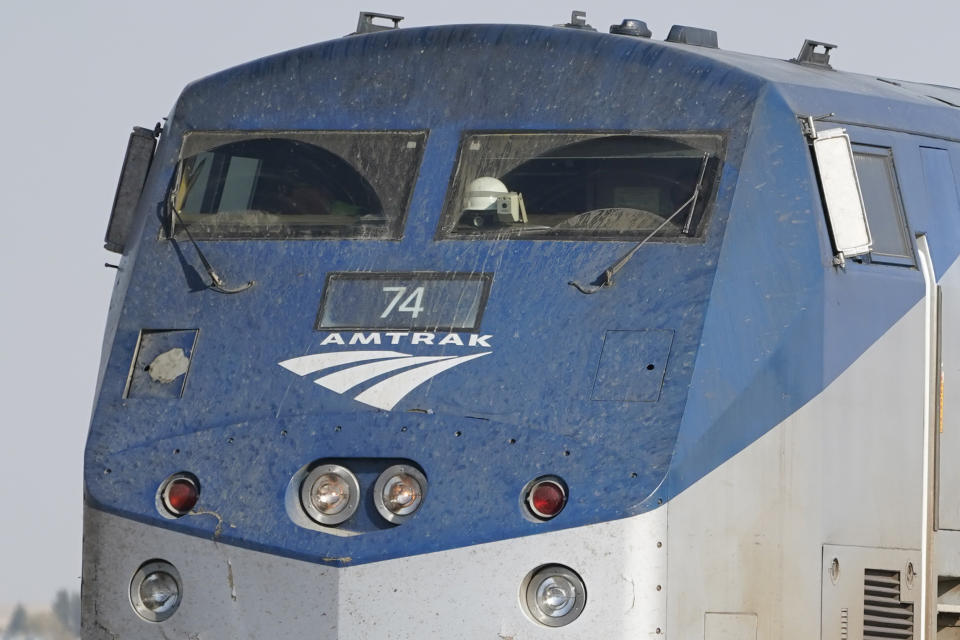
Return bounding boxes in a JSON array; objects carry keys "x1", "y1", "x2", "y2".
[{"x1": 86, "y1": 23, "x2": 960, "y2": 566}]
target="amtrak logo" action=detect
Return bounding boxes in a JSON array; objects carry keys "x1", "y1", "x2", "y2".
[{"x1": 279, "y1": 332, "x2": 491, "y2": 411}]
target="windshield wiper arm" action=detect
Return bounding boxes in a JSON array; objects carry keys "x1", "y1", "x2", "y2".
[
  {"x1": 568, "y1": 153, "x2": 710, "y2": 295},
  {"x1": 168, "y1": 206, "x2": 254, "y2": 295}
]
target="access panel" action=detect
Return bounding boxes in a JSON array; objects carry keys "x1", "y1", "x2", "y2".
[{"x1": 923, "y1": 147, "x2": 960, "y2": 530}]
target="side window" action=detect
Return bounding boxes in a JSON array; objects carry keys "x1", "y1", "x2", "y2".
[{"x1": 852, "y1": 146, "x2": 914, "y2": 265}]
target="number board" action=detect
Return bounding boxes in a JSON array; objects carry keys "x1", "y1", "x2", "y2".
[{"x1": 316, "y1": 273, "x2": 493, "y2": 331}]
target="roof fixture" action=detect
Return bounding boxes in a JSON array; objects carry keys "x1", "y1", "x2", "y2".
[
  {"x1": 792, "y1": 39, "x2": 837, "y2": 69},
  {"x1": 610, "y1": 19, "x2": 652, "y2": 38},
  {"x1": 353, "y1": 11, "x2": 404, "y2": 35},
  {"x1": 557, "y1": 10, "x2": 597, "y2": 32},
  {"x1": 665, "y1": 25, "x2": 719, "y2": 49}
]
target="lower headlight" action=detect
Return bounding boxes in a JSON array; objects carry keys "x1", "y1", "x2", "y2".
[
  {"x1": 300, "y1": 464, "x2": 360, "y2": 526},
  {"x1": 523, "y1": 564, "x2": 586, "y2": 627},
  {"x1": 373, "y1": 465, "x2": 427, "y2": 524},
  {"x1": 130, "y1": 560, "x2": 182, "y2": 622}
]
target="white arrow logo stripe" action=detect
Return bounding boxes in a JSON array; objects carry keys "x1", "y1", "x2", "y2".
[
  {"x1": 314, "y1": 355, "x2": 458, "y2": 394},
  {"x1": 278, "y1": 351, "x2": 409, "y2": 376},
  {"x1": 353, "y1": 352, "x2": 491, "y2": 411}
]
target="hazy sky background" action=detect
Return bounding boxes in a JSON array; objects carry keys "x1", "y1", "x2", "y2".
[{"x1": 1, "y1": 0, "x2": 958, "y2": 608}]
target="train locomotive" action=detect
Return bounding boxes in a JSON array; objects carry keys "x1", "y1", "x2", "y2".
[{"x1": 83, "y1": 10, "x2": 960, "y2": 639}]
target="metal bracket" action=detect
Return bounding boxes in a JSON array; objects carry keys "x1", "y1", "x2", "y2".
[
  {"x1": 354, "y1": 11, "x2": 404, "y2": 35},
  {"x1": 792, "y1": 39, "x2": 837, "y2": 69},
  {"x1": 557, "y1": 10, "x2": 596, "y2": 31},
  {"x1": 799, "y1": 113, "x2": 837, "y2": 140}
]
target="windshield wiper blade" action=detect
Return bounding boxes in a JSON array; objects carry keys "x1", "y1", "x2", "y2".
[
  {"x1": 491, "y1": 224, "x2": 553, "y2": 236},
  {"x1": 568, "y1": 153, "x2": 710, "y2": 295}
]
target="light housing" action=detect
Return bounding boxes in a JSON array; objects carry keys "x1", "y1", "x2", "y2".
[
  {"x1": 522, "y1": 564, "x2": 587, "y2": 627},
  {"x1": 157, "y1": 472, "x2": 199, "y2": 518},
  {"x1": 373, "y1": 464, "x2": 427, "y2": 524},
  {"x1": 300, "y1": 464, "x2": 360, "y2": 526},
  {"x1": 130, "y1": 560, "x2": 182, "y2": 622},
  {"x1": 522, "y1": 476, "x2": 567, "y2": 520}
]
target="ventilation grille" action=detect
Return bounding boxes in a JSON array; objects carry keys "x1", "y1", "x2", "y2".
[{"x1": 863, "y1": 569, "x2": 914, "y2": 639}]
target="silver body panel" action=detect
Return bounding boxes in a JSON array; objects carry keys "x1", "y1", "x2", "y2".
[
  {"x1": 82, "y1": 504, "x2": 666, "y2": 638},
  {"x1": 939, "y1": 257, "x2": 960, "y2": 532}
]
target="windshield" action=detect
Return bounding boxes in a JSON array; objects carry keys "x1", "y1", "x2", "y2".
[
  {"x1": 438, "y1": 132, "x2": 723, "y2": 240},
  {"x1": 171, "y1": 131, "x2": 427, "y2": 239}
]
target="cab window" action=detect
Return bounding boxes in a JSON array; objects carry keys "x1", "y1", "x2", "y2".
[
  {"x1": 437, "y1": 132, "x2": 723, "y2": 240},
  {"x1": 171, "y1": 131, "x2": 426, "y2": 239}
]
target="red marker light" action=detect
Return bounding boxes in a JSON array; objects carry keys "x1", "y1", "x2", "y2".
[
  {"x1": 526, "y1": 478, "x2": 567, "y2": 520},
  {"x1": 160, "y1": 474, "x2": 199, "y2": 517},
  {"x1": 166, "y1": 479, "x2": 198, "y2": 513}
]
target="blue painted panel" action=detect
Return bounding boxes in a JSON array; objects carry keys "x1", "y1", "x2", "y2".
[
  {"x1": 665, "y1": 90, "x2": 831, "y2": 495},
  {"x1": 921, "y1": 146, "x2": 960, "y2": 272},
  {"x1": 592, "y1": 330, "x2": 674, "y2": 402}
]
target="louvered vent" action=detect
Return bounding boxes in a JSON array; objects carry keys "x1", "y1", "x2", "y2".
[{"x1": 863, "y1": 569, "x2": 914, "y2": 639}]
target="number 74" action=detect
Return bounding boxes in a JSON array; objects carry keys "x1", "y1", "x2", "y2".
[{"x1": 381, "y1": 286, "x2": 425, "y2": 318}]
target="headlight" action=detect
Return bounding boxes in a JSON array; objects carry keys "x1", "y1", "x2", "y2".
[
  {"x1": 130, "y1": 560, "x2": 182, "y2": 622},
  {"x1": 373, "y1": 465, "x2": 427, "y2": 524},
  {"x1": 523, "y1": 564, "x2": 586, "y2": 627},
  {"x1": 300, "y1": 464, "x2": 360, "y2": 526}
]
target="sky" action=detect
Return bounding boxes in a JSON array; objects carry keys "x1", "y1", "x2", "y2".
[{"x1": 1, "y1": 0, "x2": 958, "y2": 609}]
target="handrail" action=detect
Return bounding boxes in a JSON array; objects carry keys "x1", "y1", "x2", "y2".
[{"x1": 916, "y1": 233, "x2": 938, "y2": 640}]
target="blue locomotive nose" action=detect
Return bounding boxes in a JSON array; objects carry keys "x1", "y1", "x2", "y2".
[{"x1": 84, "y1": 19, "x2": 751, "y2": 636}]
